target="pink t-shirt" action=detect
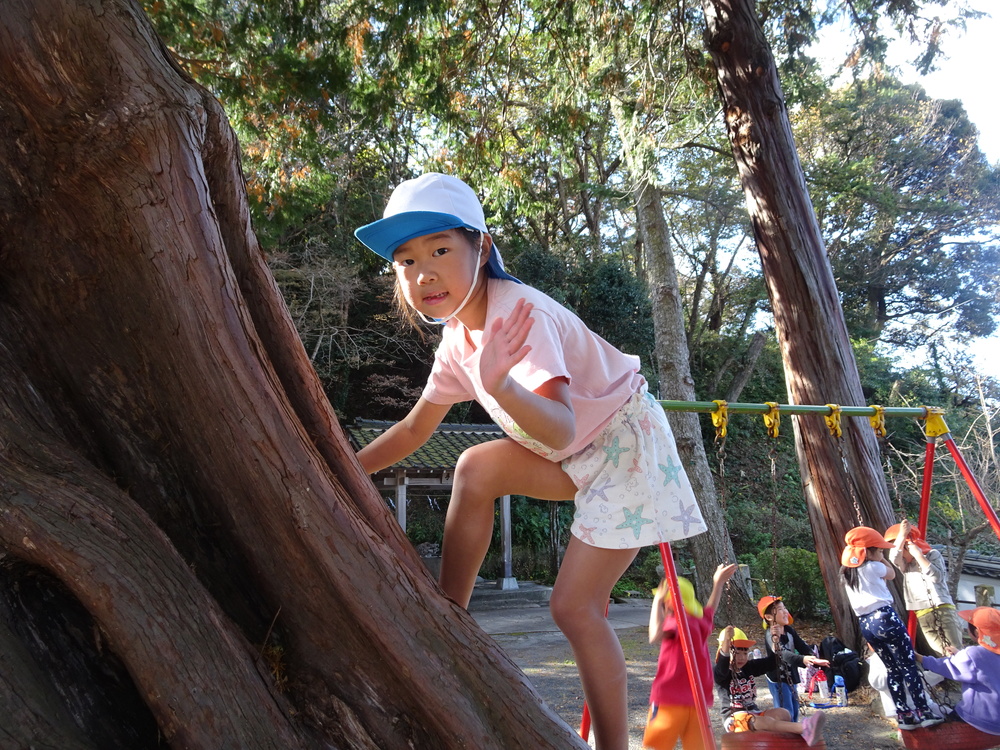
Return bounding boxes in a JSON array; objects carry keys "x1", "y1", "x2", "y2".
[{"x1": 421, "y1": 278, "x2": 645, "y2": 462}]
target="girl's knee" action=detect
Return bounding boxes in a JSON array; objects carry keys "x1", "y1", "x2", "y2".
[
  {"x1": 549, "y1": 589, "x2": 606, "y2": 635},
  {"x1": 764, "y1": 708, "x2": 791, "y2": 722}
]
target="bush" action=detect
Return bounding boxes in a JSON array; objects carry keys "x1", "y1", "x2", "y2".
[{"x1": 746, "y1": 547, "x2": 827, "y2": 619}]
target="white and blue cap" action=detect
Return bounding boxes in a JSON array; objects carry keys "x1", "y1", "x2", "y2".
[{"x1": 355, "y1": 172, "x2": 520, "y2": 283}]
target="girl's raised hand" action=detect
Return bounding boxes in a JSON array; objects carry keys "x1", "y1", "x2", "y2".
[
  {"x1": 714, "y1": 563, "x2": 739, "y2": 585},
  {"x1": 479, "y1": 298, "x2": 534, "y2": 397}
]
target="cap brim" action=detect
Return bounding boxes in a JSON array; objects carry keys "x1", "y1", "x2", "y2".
[
  {"x1": 732, "y1": 639, "x2": 756, "y2": 648},
  {"x1": 355, "y1": 212, "x2": 521, "y2": 284},
  {"x1": 959, "y1": 609, "x2": 976, "y2": 624},
  {"x1": 355, "y1": 211, "x2": 469, "y2": 261}
]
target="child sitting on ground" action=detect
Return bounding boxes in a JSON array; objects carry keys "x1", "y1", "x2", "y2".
[{"x1": 714, "y1": 625, "x2": 826, "y2": 746}]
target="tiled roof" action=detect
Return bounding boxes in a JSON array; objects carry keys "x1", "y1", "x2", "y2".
[
  {"x1": 346, "y1": 419, "x2": 503, "y2": 470},
  {"x1": 933, "y1": 545, "x2": 1000, "y2": 579}
]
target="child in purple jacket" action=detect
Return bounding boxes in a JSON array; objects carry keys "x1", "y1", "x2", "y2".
[{"x1": 917, "y1": 607, "x2": 1000, "y2": 737}]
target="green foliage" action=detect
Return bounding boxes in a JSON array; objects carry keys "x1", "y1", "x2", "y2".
[
  {"x1": 745, "y1": 547, "x2": 827, "y2": 619},
  {"x1": 796, "y1": 76, "x2": 1000, "y2": 348}
]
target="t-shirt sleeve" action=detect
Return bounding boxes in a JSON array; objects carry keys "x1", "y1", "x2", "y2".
[
  {"x1": 422, "y1": 337, "x2": 472, "y2": 404},
  {"x1": 504, "y1": 307, "x2": 571, "y2": 393}
]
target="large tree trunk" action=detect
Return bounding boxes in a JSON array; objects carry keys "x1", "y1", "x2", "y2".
[
  {"x1": 0, "y1": 1, "x2": 586, "y2": 747},
  {"x1": 634, "y1": 182, "x2": 756, "y2": 626},
  {"x1": 700, "y1": 0, "x2": 897, "y2": 648}
]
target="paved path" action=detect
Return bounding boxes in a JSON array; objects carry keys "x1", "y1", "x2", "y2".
[{"x1": 472, "y1": 596, "x2": 652, "y2": 635}]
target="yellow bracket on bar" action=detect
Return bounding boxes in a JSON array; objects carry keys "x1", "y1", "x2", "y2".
[
  {"x1": 824, "y1": 404, "x2": 843, "y2": 439},
  {"x1": 923, "y1": 407, "x2": 950, "y2": 437},
  {"x1": 763, "y1": 402, "x2": 781, "y2": 439},
  {"x1": 711, "y1": 400, "x2": 729, "y2": 440},
  {"x1": 869, "y1": 405, "x2": 887, "y2": 438}
]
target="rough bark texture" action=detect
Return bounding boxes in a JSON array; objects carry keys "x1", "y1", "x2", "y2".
[
  {"x1": 635, "y1": 183, "x2": 756, "y2": 627},
  {"x1": 0, "y1": 1, "x2": 586, "y2": 747},
  {"x1": 700, "y1": 0, "x2": 897, "y2": 648}
]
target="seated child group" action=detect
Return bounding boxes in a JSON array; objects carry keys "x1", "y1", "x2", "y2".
[{"x1": 642, "y1": 521, "x2": 1000, "y2": 750}]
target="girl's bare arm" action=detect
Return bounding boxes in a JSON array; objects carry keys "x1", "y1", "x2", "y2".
[{"x1": 356, "y1": 397, "x2": 452, "y2": 474}]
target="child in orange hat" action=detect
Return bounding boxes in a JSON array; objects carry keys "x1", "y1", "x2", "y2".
[
  {"x1": 885, "y1": 519, "x2": 964, "y2": 656},
  {"x1": 757, "y1": 595, "x2": 828, "y2": 721},
  {"x1": 841, "y1": 525, "x2": 942, "y2": 730},
  {"x1": 916, "y1": 607, "x2": 1000, "y2": 736},
  {"x1": 714, "y1": 625, "x2": 826, "y2": 746}
]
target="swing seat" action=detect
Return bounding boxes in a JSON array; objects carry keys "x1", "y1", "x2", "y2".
[
  {"x1": 721, "y1": 730, "x2": 827, "y2": 749},
  {"x1": 899, "y1": 719, "x2": 1000, "y2": 750}
]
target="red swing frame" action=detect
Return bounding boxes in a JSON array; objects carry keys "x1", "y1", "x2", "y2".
[{"x1": 907, "y1": 411, "x2": 1000, "y2": 643}]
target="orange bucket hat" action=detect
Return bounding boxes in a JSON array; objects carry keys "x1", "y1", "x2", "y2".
[
  {"x1": 841, "y1": 526, "x2": 893, "y2": 567},
  {"x1": 884, "y1": 523, "x2": 932, "y2": 554},
  {"x1": 959, "y1": 607, "x2": 1000, "y2": 655},
  {"x1": 757, "y1": 595, "x2": 793, "y2": 628}
]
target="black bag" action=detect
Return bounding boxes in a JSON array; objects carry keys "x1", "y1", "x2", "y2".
[{"x1": 819, "y1": 635, "x2": 864, "y2": 693}]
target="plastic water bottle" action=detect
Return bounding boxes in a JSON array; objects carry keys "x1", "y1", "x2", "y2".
[
  {"x1": 834, "y1": 674, "x2": 847, "y2": 706},
  {"x1": 798, "y1": 667, "x2": 809, "y2": 693},
  {"x1": 816, "y1": 669, "x2": 829, "y2": 701}
]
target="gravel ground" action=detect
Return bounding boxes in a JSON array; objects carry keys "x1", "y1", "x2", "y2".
[{"x1": 490, "y1": 615, "x2": 921, "y2": 749}]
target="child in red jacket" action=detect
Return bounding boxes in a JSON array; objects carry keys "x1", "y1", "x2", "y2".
[{"x1": 643, "y1": 563, "x2": 736, "y2": 750}]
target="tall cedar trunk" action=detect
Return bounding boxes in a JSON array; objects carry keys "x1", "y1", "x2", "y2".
[
  {"x1": 700, "y1": 0, "x2": 898, "y2": 648},
  {"x1": 0, "y1": 1, "x2": 587, "y2": 747},
  {"x1": 634, "y1": 183, "x2": 756, "y2": 626}
]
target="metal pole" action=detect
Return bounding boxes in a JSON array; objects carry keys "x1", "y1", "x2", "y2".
[
  {"x1": 908, "y1": 440, "x2": 937, "y2": 644},
  {"x1": 658, "y1": 400, "x2": 933, "y2": 419},
  {"x1": 942, "y1": 437, "x2": 1000, "y2": 543},
  {"x1": 658, "y1": 542, "x2": 716, "y2": 749}
]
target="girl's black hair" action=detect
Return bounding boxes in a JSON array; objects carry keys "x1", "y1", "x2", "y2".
[
  {"x1": 841, "y1": 547, "x2": 884, "y2": 590},
  {"x1": 391, "y1": 228, "x2": 482, "y2": 333},
  {"x1": 841, "y1": 564, "x2": 860, "y2": 590}
]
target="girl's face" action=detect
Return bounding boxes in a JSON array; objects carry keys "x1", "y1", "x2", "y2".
[
  {"x1": 732, "y1": 646, "x2": 750, "y2": 669},
  {"x1": 868, "y1": 547, "x2": 885, "y2": 562},
  {"x1": 767, "y1": 601, "x2": 790, "y2": 626},
  {"x1": 392, "y1": 229, "x2": 489, "y2": 326}
]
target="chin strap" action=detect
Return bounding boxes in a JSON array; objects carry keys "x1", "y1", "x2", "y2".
[{"x1": 415, "y1": 234, "x2": 485, "y2": 325}]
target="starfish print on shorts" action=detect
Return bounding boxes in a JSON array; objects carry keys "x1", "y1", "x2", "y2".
[
  {"x1": 658, "y1": 455, "x2": 683, "y2": 487},
  {"x1": 602, "y1": 436, "x2": 630, "y2": 468},
  {"x1": 616, "y1": 504, "x2": 653, "y2": 540},
  {"x1": 638, "y1": 412, "x2": 652, "y2": 435},
  {"x1": 584, "y1": 478, "x2": 613, "y2": 504},
  {"x1": 671, "y1": 501, "x2": 701, "y2": 535},
  {"x1": 577, "y1": 524, "x2": 597, "y2": 544},
  {"x1": 627, "y1": 457, "x2": 642, "y2": 473},
  {"x1": 573, "y1": 472, "x2": 592, "y2": 487}
]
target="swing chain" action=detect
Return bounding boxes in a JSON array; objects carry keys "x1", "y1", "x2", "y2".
[
  {"x1": 826, "y1": 404, "x2": 865, "y2": 526},
  {"x1": 712, "y1": 400, "x2": 729, "y2": 505}
]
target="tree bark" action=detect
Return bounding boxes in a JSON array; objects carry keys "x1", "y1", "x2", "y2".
[
  {"x1": 700, "y1": 0, "x2": 897, "y2": 648},
  {"x1": 0, "y1": 1, "x2": 586, "y2": 747},
  {"x1": 634, "y1": 183, "x2": 756, "y2": 626}
]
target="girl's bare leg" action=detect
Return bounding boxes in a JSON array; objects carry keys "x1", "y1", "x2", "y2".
[
  {"x1": 439, "y1": 439, "x2": 577, "y2": 607},
  {"x1": 550, "y1": 536, "x2": 639, "y2": 750}
]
